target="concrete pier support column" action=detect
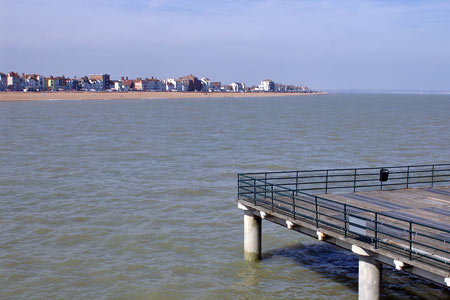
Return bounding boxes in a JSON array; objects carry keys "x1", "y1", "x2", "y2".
[
  {"x1": 243, "y1": 210, "x2": 262, "y2": 261},
  {"x1": 359, "y1": 255, "x2": 382, "y2": 300}
]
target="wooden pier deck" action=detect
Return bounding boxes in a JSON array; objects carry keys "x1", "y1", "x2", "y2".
[{"x1": 237, "y1": 164, "x2": 450, "y2": 298}]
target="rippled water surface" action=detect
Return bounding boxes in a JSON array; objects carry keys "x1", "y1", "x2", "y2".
[{"x1": 1, "y1": 94, "x2": 450, "y2": 299}]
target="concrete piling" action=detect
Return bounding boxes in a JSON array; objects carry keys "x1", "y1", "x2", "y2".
[
  {"x1": 359, "y1": 255, "x2": 382, "y2": 300},
  {"x1": 243, "y1": 210, "x2": 262, "y2": 261}
]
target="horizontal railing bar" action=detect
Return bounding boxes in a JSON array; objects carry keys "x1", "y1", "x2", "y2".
[
  {"x1": 414, "y1": 231, "x2": 450, "y2": 243},
  {"x1": 239, "y1": 178, "x2": 450, "y2": 190},
  {"x1": 411, "y1": 240, "x2": 450, "y2": 255},
  {"x1": 238, "y1": 164, "x2": 450, "y2": 176},
  {"x1": 256, "y1": 177, "x2": 450, "y2": 188},
  {"x1": 257, "y1": 172, "x2": 450, "y2": 183},
  {"x1": 273, "y1": 169, "x2": 450, "y2": 179}
]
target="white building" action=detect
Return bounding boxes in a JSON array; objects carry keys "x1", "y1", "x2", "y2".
[
  {"x1": 201, "y1": 78, "x2": 211, "y2": 92},
  {"x1": 231, "y1": 82, "x2": 245, "y2": 92},
  {"x1": 7, "y1": 72, "x2": 21, "y2": 91},
  {"x1": 166, "y1": 78, "x2": 182, "y2": 91},
  {"x1": 113, "y1": 81, "x2": 124, "y2": 91},
  {"x1": 23, "y1": 75, "x2": 38, "y2": 91},
  {"x1": 259, "y1": 79, "x2": 275, "y2": 92}
]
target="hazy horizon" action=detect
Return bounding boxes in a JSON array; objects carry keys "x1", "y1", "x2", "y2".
[{"x1": 1, "y1": 0, "x2": 449, "y2": 91}]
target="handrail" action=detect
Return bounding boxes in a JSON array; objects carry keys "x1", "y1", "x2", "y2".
[{"x1": 237, "y1": 163, "x2": 450, "y2": 270}]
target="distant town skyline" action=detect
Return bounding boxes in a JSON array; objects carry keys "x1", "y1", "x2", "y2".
[
  {"x1": 1, "y1": 0, "x2": 450, "y2": 91},
  {"x1": 1, "y1": 71, "x2": 311, "y2": 93}
]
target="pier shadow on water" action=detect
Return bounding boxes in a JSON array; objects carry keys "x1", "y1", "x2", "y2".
[{"x1": 261, "y1": 243, "x2": 450, "y2": 300}]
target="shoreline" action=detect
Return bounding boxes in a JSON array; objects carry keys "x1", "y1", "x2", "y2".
[{"x1": 0, "y1": 91, "x2": 327, "y2": 102}]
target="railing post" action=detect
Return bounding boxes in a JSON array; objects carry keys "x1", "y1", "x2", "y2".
[
  {"x1": 325, "y1": 170, "x2": 329, "y2": 194},
  {"x1": 237, "y1": 174, "x2": 240, "y2": 200},
  {"x1": 292, "y1": 190, "x2": 296, "y2": 219},
  {"x1": 374, "y1": 213, "x2": 378, "y2": 249},
  {"x1": 264, "y1": 173, "x2": 267, "y2": 199},
  {"x1": 344, "y1": 204, "x2": 347, "y2": 237},
  {"x1": 409, "y1": 221, "x2": 413, "y2": 261},
  {"x1": 431, "y1": 165, "x2": 435, "y2": 187},
  {"x1": 253, "y1": 178, "x2": 257, "y2": 205},
  {"x1": 295, "y1": 171, "x2": 299, "y2": 195},
  {"x1": 271, "y1": 184, "x2": 274, "y2": 212},
  {"x1": 406, "y1": 166, "x2": 410, "y2": 188},
  {"x1": 353, "y1": 169, "x2": 357, "y2": 192},
  {"x1": 315, "y1": 196, "x2": 319, "y2": 228}
]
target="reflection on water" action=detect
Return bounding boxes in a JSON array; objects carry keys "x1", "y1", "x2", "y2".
[{"x1": 1, "y1": 94, "x2": 450, "y2": 299}]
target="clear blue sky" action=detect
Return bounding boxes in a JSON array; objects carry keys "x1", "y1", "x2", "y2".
[{"x1": 1, "y1": 0, "x2": 449, "y2": 90}]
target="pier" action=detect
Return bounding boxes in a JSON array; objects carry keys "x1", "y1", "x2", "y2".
[{"x1": 237, "y1": 164, "x2": 450, "y2": 300}]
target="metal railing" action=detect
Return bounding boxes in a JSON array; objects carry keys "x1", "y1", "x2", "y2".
[{"x1": 238, "y1": 164, "x2": 450, "y2": 270}]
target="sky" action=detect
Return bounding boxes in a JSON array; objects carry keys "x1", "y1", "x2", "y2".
[{"x1": 1, "y1": 0, "x2": 450, "y2": 91}]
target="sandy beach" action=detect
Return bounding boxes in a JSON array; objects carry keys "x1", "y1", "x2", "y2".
[{"x1": 0, "y1": 91, "x2": 326, "y2": 102}]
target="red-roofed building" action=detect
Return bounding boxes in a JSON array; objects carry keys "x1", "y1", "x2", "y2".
[
  {"x1": 178, "y1": 74, "x2": 202, "y2": 91},
  {"x1": 23, "y1": 74, "x2": 39, "y2": 91},
  {"x1": 7, "y1": 72, "x2": 21, "y2": 91},
  {"x1": 211, "y1": 81, "x2": 221, "y2": 92}
]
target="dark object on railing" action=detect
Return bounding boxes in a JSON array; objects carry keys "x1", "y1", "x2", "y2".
[{"x1": 380, "y1": 168, "x2": 389, "y2": 182}]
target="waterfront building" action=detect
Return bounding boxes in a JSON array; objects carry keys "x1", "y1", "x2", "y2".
[
  {"x1": 178, "y1": 74, "x2": 202, "y2": 91},
  {"x1": 7, "y1": 72, "x2": 21, "y2": 91},
  {"x1": 259, "y1": 79, "x2": 275, "y2": 92},
  {"x1": 274, "y1": 83, "x2": 285, "y2": 92},
  {"x1": 0, "y1": 72, "x2": 7, "y2": 91},
  {"x1": 119, "y1": 76, "x2": 165, "y2": 92},
  {"x1": 221, "y1": 85, "x2": 233, "y2": 92},
  {"x1": 165, "y1": 79, "x2": 176, "y2": 91},
  {"x1": 89, "y1": 79, "x2": 102, "y2": 91},
  {"x1": 23, "y1": 74, "x2": 38, "y2": 91},
  {"x1": 121, "y1": 77, "x2": 134, "y2": 91},
  {"x1": 21, "y1": 74, "x2": 46, "y2": 91},
  {"x1": 231, "y1": 82, "x2": 245, "y2": 92},
  {"x1": 180, "y1": 80, "x2": 190, "y2": 91},
  {"x1": 112, "y1": 81, "x2": 123, "y2": 91},
  {"x1": 133, "y1": 78, "x2": 160, "y2": 91},
  {"x1": 248, "y1": 85, "x2": 259, "y2": 92},
  {"x1": 55, "y1": 77, "x2": 67, "y2": 91},
  {"x1": 165, "y1": 78, "x2": 183, "y2": 91},
  {"x1": 143, "y1": 77, "x2": 165, "y2": 91},
  {"x1": 36, "y1": 75, "x2": 45, "y2": 91},
  {"x1": 89, "y1": 74, "x2": 111, "y2": 90},
  {"x1": 301, "y1": 86, "x2": 311, "y2": 92},
  {"x1": 211, "y1": 81, "x2": 221, "y2": 92},
  {"x1": 79, "y1": 76, "x2": 91, "y2": 91},
  {"x1": 66, "y1": 78, "x2": 79, "y2": 91},
  {"x1": 201, "y1": 78, "x2": 211, "y2": 92},
  {"x1": 44, "y1": 77, "x2": 50, "y2": 91},
  {"x1": 133, "y1": 78, "x2": 144, "y2": 91},
  {"x1": 47, "y1": 76, "x2": 57, "y2": 91}
]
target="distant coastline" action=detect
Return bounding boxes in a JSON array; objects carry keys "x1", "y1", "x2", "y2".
[{"x1": 0, "y1": 91, "x2": 327, "y2": 102}]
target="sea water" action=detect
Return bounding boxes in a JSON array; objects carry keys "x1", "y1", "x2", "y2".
[{"x1": 1, "y1": 94, "x2": 450, "y2": 299}]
